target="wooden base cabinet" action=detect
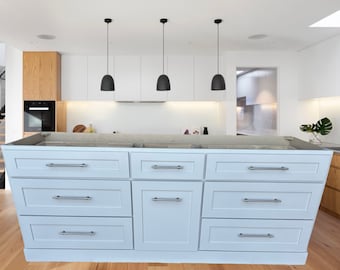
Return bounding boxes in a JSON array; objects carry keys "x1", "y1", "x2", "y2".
[{"x1": 321, "y1": 153, "x2": 340, "y2": 218}]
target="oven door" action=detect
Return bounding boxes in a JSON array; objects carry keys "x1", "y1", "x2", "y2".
[{"x1": 24, "y1": 101, "x2": 55, "y2": 132}]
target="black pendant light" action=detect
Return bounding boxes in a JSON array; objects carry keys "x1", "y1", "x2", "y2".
[
  {"x1": 157, "y1": 18, "x2": 170, "y2": 91},
  {"x1": 211, "y1": 19, "x2": 226, "y2": 91},
  {"x1": 101, "y1": 18, "x2": 114, "y2": 91}
]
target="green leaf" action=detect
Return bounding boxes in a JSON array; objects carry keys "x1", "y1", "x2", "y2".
[{"x1": 316, "y1": 117, "x2": 333, "y2": 135}]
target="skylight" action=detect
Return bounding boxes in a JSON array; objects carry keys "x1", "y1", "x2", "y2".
[{"x1": 310, "y1": 10, "x2": 340, "y2": 27}]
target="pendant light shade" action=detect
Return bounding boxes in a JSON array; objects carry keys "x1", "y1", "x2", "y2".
[
  {"x1": 101, "y1": 18, "x2": 114, "y2": 91},
  {"x1": 157, "y1": 18, "x2": 170, "y2": 91},
  {"x1": 211, "y1": 19, "x2": 226, "y2": 91}
]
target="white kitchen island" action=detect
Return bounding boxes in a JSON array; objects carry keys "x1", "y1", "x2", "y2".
[{"x1": 1, "y1": 132, "x2": 333, "y2": 264}]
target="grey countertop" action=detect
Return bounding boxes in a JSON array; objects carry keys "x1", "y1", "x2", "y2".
[{"x1": 5, "y1": 132, "x2": 327, "y2": 151}]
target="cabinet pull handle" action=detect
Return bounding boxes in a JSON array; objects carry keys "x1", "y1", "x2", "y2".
[
  {"x1": 59, "y1": 230, "x2": 96, "y2": 236},
  {"x1": 53, "y1": 195, "x2": 92, "y2": 200},
  {"x1": 152, "y1": 197, "x2": 182, "y2": 202},
  {"x1": 151, "y1": 165, "x2": 184, "y2": 170},
  {"x1": 243, "y1": 198, "x2": 282, "y2": 203},
  {"x1": 238, "y1": 233, "x2": 274, "y2": 238},
  {"x1": 248, "y1": 166, "x2": 289, "y2": 171},
  {"x1": 46, "y1": 163, "x2": 88, "y2": 168}
]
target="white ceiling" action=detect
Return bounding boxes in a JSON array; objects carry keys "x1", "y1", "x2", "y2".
[{"x1": 1, "y1": 0, "x2": 340, "y2": 55}]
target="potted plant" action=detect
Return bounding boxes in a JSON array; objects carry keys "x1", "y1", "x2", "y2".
[{"x1": 300, "y1": 117, "x2": 333, "y2": 144}]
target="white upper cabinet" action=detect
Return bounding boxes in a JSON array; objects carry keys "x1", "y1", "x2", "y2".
[
  {"x1": 167, "y1": 56, "x2": 194, "y2": 101},
  {"x1": 61, "y1": 55, "x2": 88, "y2": 100},
  {"x1": 115, "y1": 56, "x2": 141, "y2": 101},
  {"x1": 298, "y1": 36, "x2": 340, "y2": 99},
  {"x1": 141, "y1": 56, "x2": 168, "y2": 101},
  {"x1": 194, "y1": 56, "x2": 226, "y2": 101},
  {"x1": 87, "y1": 56, "x2": 115, "y2": 100}
]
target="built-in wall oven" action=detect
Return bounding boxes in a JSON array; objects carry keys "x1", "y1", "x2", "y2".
[{"x1": 24, "y1": 101, "x2": 55, "y2": 132}]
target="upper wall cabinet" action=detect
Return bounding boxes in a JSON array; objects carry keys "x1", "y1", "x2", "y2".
[
  {"x1": 115, "y1": 56, "x2": 141, "y2": 101},
  {"x1": 23, "y1": 52, "x2": 61, "y2": 100},
  {"x1": 167, "y1": 56, "x2": 194, "y2": 101},
  {"x1": 194, "y1": 56, "x2": 226, "y2": 101},
  {"x1": 141, "y1": 56, "x2": 168, "y2": 101},
  {"x1": 299, "y1": 36, "x2": 340, "y2": 100},
  {"x1": 61, "y1": 55, "x2": 88, "y2": 101},
  {"x1": 87, "y1": 56, "x2": 115, "y2": 100}
]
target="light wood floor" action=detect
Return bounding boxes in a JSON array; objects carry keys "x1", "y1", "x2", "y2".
[{"x1": 1, "y1": 190, "x2": 340, "y2": 270}]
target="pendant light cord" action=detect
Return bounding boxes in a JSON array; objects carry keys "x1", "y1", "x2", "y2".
[
  {"x1": 162, "y1": 22, "x2": 165, "y2": 74},
  {"x1": 106, "y1": 22, "x2": 109, "y2": 74},
  {"x1": 217, "y1": 22, "x2": 219, "y2": 74}
]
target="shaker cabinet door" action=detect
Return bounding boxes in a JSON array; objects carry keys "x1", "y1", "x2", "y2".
[{"x1": 132, "y1": 181, "x2": 202, "y2": 251}]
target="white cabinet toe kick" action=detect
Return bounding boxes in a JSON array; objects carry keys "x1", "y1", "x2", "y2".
[{"x1": 2, "y1": 140, "x2": 332, "y2": 264}]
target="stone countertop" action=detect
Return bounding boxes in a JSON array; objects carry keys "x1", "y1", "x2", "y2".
[{"x1": 5, "y1": 132, "x2": 327, "y2": 151}]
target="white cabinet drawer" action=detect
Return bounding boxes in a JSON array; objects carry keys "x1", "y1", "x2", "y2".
[
  {"x1": 20, "y1": 216, "x2": 133, "y2": 250},
  {"x1": 206, "y1": 153, "x2": 331, "y2": 182},
  {"x1": 132, "y1": 181, "x2": 202, "y2": 251},
  {"x1": 11, "y1": 179, "x2": 131, "y2": 216},
  {"x1": 200, "y1": 219, "x2": 313, "y2": 252},
  {"x1": 202, "y1": 182, "x2": 324, "y2": 219},
  {"x1": 4, "y1": 149, "x2": 129, "y2": 179},
  {"x1": 131, "y1": 153, "x2": 205, "y2": 180}
]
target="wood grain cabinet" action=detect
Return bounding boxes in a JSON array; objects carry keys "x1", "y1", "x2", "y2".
[
  {"x1": 321, "y1": 153, "x2": 340, "y2": 218},
  {"x1": 23, "y1": 52, "x2": 61, "y2": 100}
]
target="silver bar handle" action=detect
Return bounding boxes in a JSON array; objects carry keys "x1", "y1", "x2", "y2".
[
  {"x1": 53, "y1": 195, "x2": 92, "y2": 201},
  {"x1": 243, "y1": 198, "x2": 282, "y2": 203},
  {"x1": 46, "y1": 163, "x2": 88, "y2": 168},
  {"x1": 152, "y1": 197, "x2": 182, "y2": 202},
  {"x1": 238, "y1": 233, "x2": 274, "y2": 238},
  {"x1": 151, "y1": 165, "x2": 184, "y2": 170},
  {"x1": 59, "y1": 230, "x2": 95, "y2": 236},
  {"x1": 248, "y1": 166, "x2": 289, "y2": 171}
]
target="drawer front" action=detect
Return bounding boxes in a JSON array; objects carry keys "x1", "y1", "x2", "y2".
[
  {"x1": 11, "y1": 179, "x2": 132, "y2": 216},
  {"x1": 202, "y1": 182, "x2": 324, "y2": 219},
  {"x1": 326, "y1": 166, "x2": 340, "y2": 191},
  {"x1": 206, "y1": 153, "x2": 331, "y2": 182},
  {"x1": 200, "y1": 219, "x2": 313, "y2": 252},
  {"x1": 3, "y1": 149, "x2": 129, "y2": 179},
  {"x1": 132, "y1": 181, "x2": 202, "y2": 251},
  {"x1": 20, "y1": 216, "x2": 133, "y2": 249},
  {"x1": 130, "y1": 153, "x2": 205, "y2": 180}
]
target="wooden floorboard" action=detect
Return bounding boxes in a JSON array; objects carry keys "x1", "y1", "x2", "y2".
[{"x1": 1, "y1": 190, "x2": 340, "y2": 270}]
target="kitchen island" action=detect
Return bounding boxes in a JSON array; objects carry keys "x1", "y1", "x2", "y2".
[{"x1": 1, "y1": 132, "x2": 333, "y2": 264}]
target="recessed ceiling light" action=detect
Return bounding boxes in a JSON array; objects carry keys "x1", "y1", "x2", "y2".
[
  {"x1": 248, "y1": 34, "x2": 268, "y2": 40},
  {"x1": 310, "y1": 10, "x2": 340, "y2": 27},
  {"x1": 37, "y1": 34, "x2": 56, "y2": 40}
]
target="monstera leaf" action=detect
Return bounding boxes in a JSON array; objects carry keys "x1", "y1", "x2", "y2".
[
  {"x1": 316, "y1": 117, "x2": 333, "y2": 135},
  {"x1": 300, "y1": 117, "x2": 332, "y2": 135}
]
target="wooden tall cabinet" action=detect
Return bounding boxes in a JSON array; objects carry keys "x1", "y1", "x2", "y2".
[
  {"x1": 321, "y1": 153, "x2": 340, "y2": 218},
  {"x1": 23, "y1": 52, "x2": 61, "y2": 100}
]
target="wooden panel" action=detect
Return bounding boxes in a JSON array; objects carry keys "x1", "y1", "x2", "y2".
[
  {"x1": 23, "y1": 52, "x2": 61, "y2": 101},
  {"x1": 321, "y1": 187, "x2": 340, "y2": 217},
  {"x1": 56, "y1": 101, "x2": 67, "y2": 132},
  {"x1": 331, "y1": 153, "x2": 340, "y2": 169},
  {"x1": 326, "y1": 166, "x2": 340, "y2": 191}
]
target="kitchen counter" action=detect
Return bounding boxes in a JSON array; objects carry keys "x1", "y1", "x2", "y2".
[
  {"x1": 8, "y1": 132, "x2": 324, "y2": 150},
  {"x1": 1, "y1": 132, "x2": 332, "y2": 265}
]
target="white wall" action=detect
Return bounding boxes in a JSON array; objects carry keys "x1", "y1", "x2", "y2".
[
  {"x1": 0, "y1": 43, "x2": 5, "y2": 66},
  {"x1": 5, "y1": 45, "x2": 23, "y2": 189},
  {"x1": 225, "y1": 51, "x2": 300, "y2": 137},
  {"x1": 297, "y1": 35, "x2": 340, "y2": 144},
  {"x1": 66, "y1": 101, "x2": 226, "y2": 135}
]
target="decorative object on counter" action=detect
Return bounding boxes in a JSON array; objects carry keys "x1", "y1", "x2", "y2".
[
  {"x1": 192, "y1": 129, "x2": 200, "y2": 135},
  {"x1": 300, "y1": 117, "x2": 333, "y2": 144},
  {"x1": 100, "y1": 18, "x2": 115, "y2": 91},
  {"x1": 211, "y1": 19, "x2": 226, "y2": 91},
  {"x1": 203, "y1": 126, "x2": 208, "y2": 135},
  {"x1": 72, "y1": 124, "x2": 86, "y2": 133},
  {"x1": 156, "y1": 18, "x2": 170, "y2": 91},
  {"x1": 84, "y1": 124, "x2": 95, "y2": 133},
  {"x1": 184, "y1": 129, "x2": 190, "y2": 135}
]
